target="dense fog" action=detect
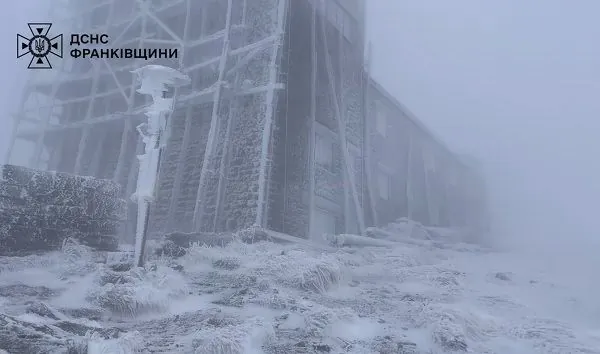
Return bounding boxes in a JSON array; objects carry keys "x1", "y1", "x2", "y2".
[
  {"x1": 1, "y1": 1, "x2": 599, "y2": 352},
  {"x1": 4, "y1": 0, "x2": 598, "y2": 255},
  {"x1": 368, "y1": 0, "x2": 600, "y2": 256}
]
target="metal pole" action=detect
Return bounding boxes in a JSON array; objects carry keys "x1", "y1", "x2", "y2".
[{"x1": 131, "y1": 65, "x2": 190, "y2": 267}]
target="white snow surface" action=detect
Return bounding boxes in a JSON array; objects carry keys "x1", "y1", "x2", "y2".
[{"x1": 0, "y1": 229, "x2": 599, "y2": 353}]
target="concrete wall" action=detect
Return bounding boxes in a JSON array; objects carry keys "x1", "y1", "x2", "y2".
[{"x1": 0, "y1": 164, "x2": 126, "y2": 255}]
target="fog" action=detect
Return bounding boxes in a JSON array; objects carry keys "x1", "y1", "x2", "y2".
[
  {"x1": 1, "y1": 1, "x2": 49, "y2": 161},
  {"x1": 367, "y1": 0, "x2": 600, "y2": 256},
  {"x1": 2, "y1": 0, "x2": 598, "y2": 256}
]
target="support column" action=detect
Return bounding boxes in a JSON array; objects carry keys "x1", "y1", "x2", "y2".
[
  {"x1": 406, "y1": 132, "x2": 414, "y2": 220},
  {"x1": 254, "y1": 0, "x2": 287, "y2": 228},
  {"x1": 192, "y1": 0, "x2": 234, "y2": 231},
  {"x1": 74, "y1": 64, "x2": 101, "y2": 175},
  {"x1": 4, "y1": 84, "x2": 32, "y2": 165},
  {"x1": 165, "y1": 0, "x2": 193, "y2": 232},
  {"x1": 30, "y1": 81, "x2": 62, "y2": 169},
  {"x1": 363, "y1": 42, "x2": 378, "y2": 227},
  {"x1": 114, "y1": 119, "x2": 134, "y2": 183},
  {"x1": 307, "y1": 2, "x2": 318, "y2": 238},
  {"x1": 318, "y1": 9, "x2": 365, "y2": 235}
]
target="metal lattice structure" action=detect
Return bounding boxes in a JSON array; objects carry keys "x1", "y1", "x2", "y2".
[{"x1": 8, "y1": 0, "x2": 288, "y2": 236}]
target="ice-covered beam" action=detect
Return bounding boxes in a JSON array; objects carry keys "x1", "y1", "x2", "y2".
[
  {"x1": 192, "y1": 0, "x2": 234, "y2": 231},
  {"x1": 136, "y1": 0, "x2": 184, "y2": 47},
  {"x1": 130, "y1": 64, "x2": 190, "y2": 267}
]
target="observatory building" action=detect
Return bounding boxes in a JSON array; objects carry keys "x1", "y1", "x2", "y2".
[{"x1": 7, "y1": 0, "x2": 488, "y2": 241}]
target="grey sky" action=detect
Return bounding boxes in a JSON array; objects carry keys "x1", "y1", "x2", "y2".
[
  {"x1": 1, "y1": 1, "x2": 598, "y2": 251},
  {"x1": 367, "y1": 0, "x2": 600, "y2": 250}
]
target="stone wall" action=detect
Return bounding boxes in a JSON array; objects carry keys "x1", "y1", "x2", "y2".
[
  {"x1": 147, "y1": 0, "x2": 285, "y2": 236},
  {"x1": 268, "y1": 0, "x2": 366, "y2": 239},
  {"x1": 313, "y1": 7, "x2": 366, "y2": 234},
  {"x1": 0, "y1": 165, "x2": 126, "y2": 255},
  {"x1": 267, "y1": 0, "x2": 312, "y2": 238}
]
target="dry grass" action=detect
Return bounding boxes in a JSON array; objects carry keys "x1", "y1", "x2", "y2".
[
  {"x1": 86, "y1": 264, "x2": 188, "y2": 317},
  {"x1": 190, "y1": 317, "x2": 274, "y2": 354}
]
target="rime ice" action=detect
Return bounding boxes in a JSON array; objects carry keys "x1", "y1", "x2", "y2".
[{"x1": 130, "y1": 65, "x2": 190, "y2": 267}]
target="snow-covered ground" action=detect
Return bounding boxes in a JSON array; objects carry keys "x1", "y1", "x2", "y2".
[{"x1": 1, "y1": 229, "x2": 599, "y2": 353}]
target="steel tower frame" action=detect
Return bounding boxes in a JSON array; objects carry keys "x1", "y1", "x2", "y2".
[{"x1": 8, "y1": 0, "x2": 287, "y2": 233}]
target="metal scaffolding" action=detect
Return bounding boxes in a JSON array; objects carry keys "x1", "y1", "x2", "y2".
[{"x1": 8, "y1": 0, "x2": 287, "y2": 234}]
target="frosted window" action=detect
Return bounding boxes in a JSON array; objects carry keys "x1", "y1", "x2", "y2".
[
  {"x1": 325, "y1": 1, "x2": 355, "y2": 42},
  {"x1": 326, "y1": 2, "x2": 341, "y2": 32},
  {"x1": 375, "y1": 103, "x2": 387, "y2": 137},
  {"x1": 377, "y1": 170, "x2": 391, "y2": 200},
  {"x1": 315, "y1": 134, "x2": 333, "y2": 170},
  {"x1": 343, "y1": 15, "x2": 354, "y2": 42},
  {"x1": 312, "y1": 209, "x2": 336, "y2": 239},
  {"x1": 423, "y1": 148, "x2": 436, "y2": 172}
]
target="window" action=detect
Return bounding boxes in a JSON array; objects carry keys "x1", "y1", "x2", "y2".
[
  {"x1": 312, "y1": 208, "x2": 337, "y2": 240},
  {"x1": 375, "y1": 102, "x2": 387, "y2": 137},
  {"x1": 342, "y1": 14, "x2": 355, "y2": 42},
  {"x1": 315, "y1": 134, "x2": 333, "y2": 170},
  {"x1": 326, "y1": 1, "x2": 341, "y2": 31},
  {"x1": 326, "y1": 1, "x2": 356, "y2": 42},
  {"x1": 377, "y1": 169, "x2": 391, "y2": 200},
  {"x1": 422, "y1": 147, "x2": 436, "y2": 172},
  {"x1": 347, "y1": 146, "x2": 362, "y2": 179}
]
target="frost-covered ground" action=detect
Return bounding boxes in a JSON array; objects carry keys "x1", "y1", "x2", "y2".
[{"x1": 1, "y1": 230, "x2": 600, "y2": 353}]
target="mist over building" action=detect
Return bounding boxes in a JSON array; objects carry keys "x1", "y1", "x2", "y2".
[{"x1": 6, "y1": 0, "x2": 488, "y2": 242}]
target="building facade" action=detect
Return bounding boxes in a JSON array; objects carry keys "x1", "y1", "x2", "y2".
[
  {"x1": 366, "y1": 79, "x2": 485, "y2": 230},
  {"x1": 6, "y1": 0, "x2": 487, "y2": 242}
]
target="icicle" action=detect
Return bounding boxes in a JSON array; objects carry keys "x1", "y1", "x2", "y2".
[{"x1": 130, "y1": 65, "x2": 190, "y2": 267}]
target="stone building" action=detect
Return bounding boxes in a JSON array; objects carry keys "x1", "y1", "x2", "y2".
[
  {"x1": 366, "y1": 79, "x2": 484, "y2": 230},
  {"x1": 6, "y1": 0, "x2": 487, "y2": 242}
]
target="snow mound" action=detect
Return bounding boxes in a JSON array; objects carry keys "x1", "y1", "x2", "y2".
[{"x1": 2, "y1": 227, "x2": 600, "y2": 353}]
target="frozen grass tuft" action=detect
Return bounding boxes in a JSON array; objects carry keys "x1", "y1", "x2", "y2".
[
  {"x1": 59, "y1": 238, "x2": 99, "y2": 277},
  {"x1": 253, "y1": 249, "x2": 345, "y2": 293},
  {"x1": 190, "y1": 317, "x2": 275, "y2": 354},
  {"x1": 181, "y1": 240, "x2": 345, "y2": 293},
  {"x1": 86, "y1": 264, "x2": 188, "y2": 317}
]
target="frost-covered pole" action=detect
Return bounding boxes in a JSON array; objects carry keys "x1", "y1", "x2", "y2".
[{"x1": 131, "y1": 65, "x2": 190, "y2": 267}]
